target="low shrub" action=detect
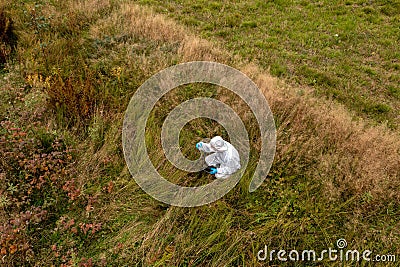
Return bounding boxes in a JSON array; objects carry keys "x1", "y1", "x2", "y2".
[{"x1": 0, "y1": 6, "x2": 17, "y2": 67}]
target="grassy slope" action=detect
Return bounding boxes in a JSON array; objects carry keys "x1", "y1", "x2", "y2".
[
  {"x1": 0, "y1": 0, "x2": 399, "y2": 266},
  {"x1": 139, "y1": 0, "x2": 400, "y2": 129}
]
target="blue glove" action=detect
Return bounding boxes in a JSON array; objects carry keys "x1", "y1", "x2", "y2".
[
  {"x1": 196, "y1": 142, "x2": 203, "y2": 149},
  {"x1": 208, "y1": 167, "x2": 217, "y2": 175}
]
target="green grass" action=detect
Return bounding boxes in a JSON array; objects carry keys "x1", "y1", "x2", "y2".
[{"x1": 139, "y1": 0, "x2": 400, "y2": 128}]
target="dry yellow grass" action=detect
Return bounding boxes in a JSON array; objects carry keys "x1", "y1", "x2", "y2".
[
  {"x1": 119, "y1": 3, "x2": 186, "y2": 44},
  {"x1": 178, "y1": 36, "x2": 229, "y2": 63}
]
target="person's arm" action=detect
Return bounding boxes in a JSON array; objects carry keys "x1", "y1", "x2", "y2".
[{"x1": 196, "y1": 142, "x2": 214, "y2": 153}]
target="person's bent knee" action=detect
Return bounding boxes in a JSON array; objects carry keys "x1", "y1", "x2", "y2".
[{"x1": 205, "y1": 155, "x2": 216, "y2": 166}]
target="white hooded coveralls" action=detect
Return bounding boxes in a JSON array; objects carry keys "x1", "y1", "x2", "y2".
[{"x1": 198, "y1": 136, "x2": 241, "y2": 179}]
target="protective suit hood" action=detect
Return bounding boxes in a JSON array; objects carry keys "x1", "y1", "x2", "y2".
[{"x1": 209, "y1": 136, "x2": 228, "y2": 152}]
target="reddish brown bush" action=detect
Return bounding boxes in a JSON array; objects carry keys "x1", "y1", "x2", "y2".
[
  {"x1": 0, "y1": 120, "x2": 75, "y2": 264},
  {"x1": 47, "y1": 70, "x2": 98, "y2": 126}
]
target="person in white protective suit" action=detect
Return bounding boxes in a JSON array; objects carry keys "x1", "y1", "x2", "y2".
[{"x1": 196, "y1": 136, "x2": 241, "y2": 179}]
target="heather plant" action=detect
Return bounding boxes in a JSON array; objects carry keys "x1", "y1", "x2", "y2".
[
  {"x1": 0, "y1": 118, "x2": 103, "y2": 265},
  {"x1": 0, "y1": 120, "x2": 71, "y2": 263}
]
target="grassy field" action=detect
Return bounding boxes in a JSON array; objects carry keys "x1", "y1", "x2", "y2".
[
  {"x1": 0, "y1": 0, "x2": 399, "y2": 266},
  {"x1": 140, "y1": 0, "x2": 400, "y2": 129}
]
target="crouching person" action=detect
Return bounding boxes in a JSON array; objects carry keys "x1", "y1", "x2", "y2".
[{"x1": 196, "y1": 136, "x2": 241, "y2": 179}]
